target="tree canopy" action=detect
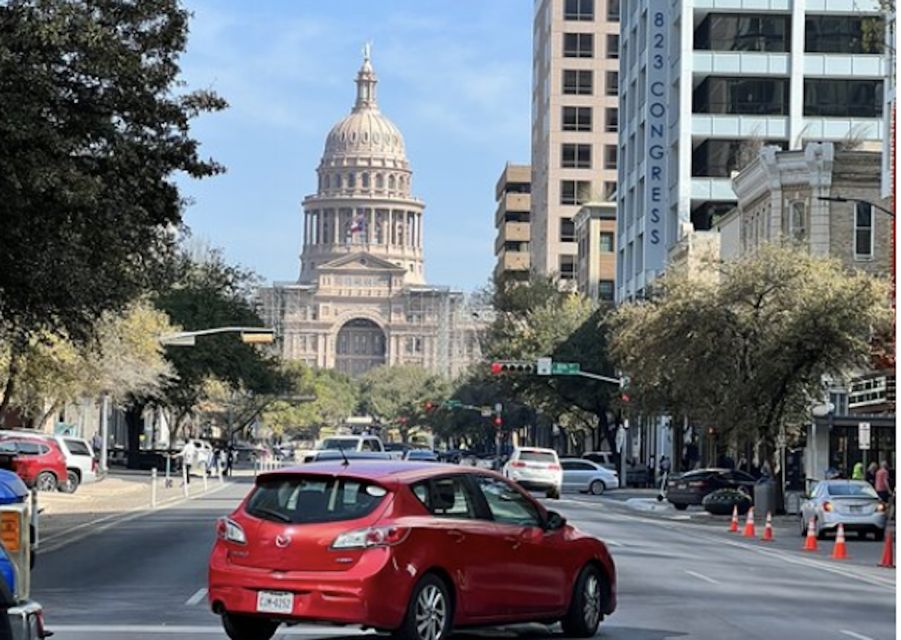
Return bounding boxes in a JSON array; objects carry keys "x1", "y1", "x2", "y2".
[{"x1": 358, "y1": 365, "x2": 449, "y2": 442}]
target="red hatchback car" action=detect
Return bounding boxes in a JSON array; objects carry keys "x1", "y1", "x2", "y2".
[
  {"x1": 209, "y1": 461, "x2": 616, "y2": 640},
  {"x1": 0, "y1": 436, "x2": 67, "y2": 492}
]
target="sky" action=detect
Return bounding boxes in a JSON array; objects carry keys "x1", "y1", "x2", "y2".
[{"x1": 176, "y1": 0, "x2": 533, "y2": 293}]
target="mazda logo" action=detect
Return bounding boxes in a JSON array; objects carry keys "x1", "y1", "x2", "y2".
[{"x1": 275, "y1": 535, "x2": 291, "y2": 548}]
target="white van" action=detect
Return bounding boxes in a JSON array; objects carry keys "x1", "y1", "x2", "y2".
[{"x1": 314, "y1": 435, "x2": 384, "y2": 453}]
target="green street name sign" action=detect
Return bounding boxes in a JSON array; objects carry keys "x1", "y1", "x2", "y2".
[{"x1": 551, "y1": 362, "x2": 581, "y2": 375}]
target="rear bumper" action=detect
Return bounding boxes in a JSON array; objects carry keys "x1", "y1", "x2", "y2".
[
  {"x1": 208, "y1": 545, "x2": 410, "y2": 630},
  {"x1": 506, "y1": 471, "x2": 562, "y2": 491},
  {"x1": 665, "y1": 490, "x2": 704, "y2": 506},
  {"x1": 821, "y1": 512, "x2": 887, "y2": 532}
]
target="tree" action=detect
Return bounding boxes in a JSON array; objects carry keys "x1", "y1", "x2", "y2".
[
  {"x1": 151, "y1": 248, "x2": 288, "y2": 439},
  {"x1": 0, "y1": 0, "x2": 226, "y2": 417},
  {"x1": 0, "y1": 301, "x2": 175, "y2": 426},
  {"x1": 358, "y1": 366, "x2": 449, "y2": 442},
  {"x1": 261, "y1": 366, "x2": 357, "y2": 441},
  {"x1": 609, "y1": 245, "x2": 892, "y2": 464}
]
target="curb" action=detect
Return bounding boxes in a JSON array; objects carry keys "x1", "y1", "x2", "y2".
[{"x1": 38, "y1": 480, "x2": 235, "y2": 554}]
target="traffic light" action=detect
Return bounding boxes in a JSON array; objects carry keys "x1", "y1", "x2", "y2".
[
  {"x1": 490, "y1": 360, "x2": 536, "y2": 375},
  {"x1": 494, "y1": 415, "x2": 503, "y2": 428}
]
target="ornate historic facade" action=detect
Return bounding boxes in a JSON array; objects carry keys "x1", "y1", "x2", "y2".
[{"x1": 258, "y1": 50, "x2": 484, "y2": 378}]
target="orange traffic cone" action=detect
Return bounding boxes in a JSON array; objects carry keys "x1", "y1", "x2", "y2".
[
  {"x1": 729, "y1": 505, "x2": 739, "y2": 533},
  {"x1": 878, "y1": 527, "x2": 894, "y2": 568},
  {"x1": 761, "y1": 512, "x2": 774, "y2": 541},
  {"x1": 831, "y1": 523, "x2": 848, "y2": 560},
  {"x1": 742, "y1": 506, "x2": 756, "y2": 537},
  {"x1": 803, "y1": 517, "x2": 818, "y2": 551}
]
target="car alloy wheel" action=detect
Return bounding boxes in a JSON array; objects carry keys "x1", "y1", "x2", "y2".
[
  {"x1": 61, "y1": 470, "x2": 80, "y2": 494},
  {"x1": 414, "y1": 583, "x2": 447, "y2": 640},
  {"x1": 37, "y1": 472, "x2": 57, "y2": 492},
  {"x1": 589, "y1": 480, "x2": 605, "y2": 495},
  {"x1": 582, "y1": 573, "x2": 602, "y2": 630}
]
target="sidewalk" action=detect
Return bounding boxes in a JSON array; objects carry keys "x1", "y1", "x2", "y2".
[{"x1": 36, "y1": 469, "x2": 236, "y2": 544}]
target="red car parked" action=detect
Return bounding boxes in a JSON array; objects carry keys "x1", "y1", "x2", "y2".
[
  {"x1": 209, "y1": 461, "x2": 616, "y2": 640},
  {"x1": 0, "y1": 436, "x2": 68, "y2": 492}
]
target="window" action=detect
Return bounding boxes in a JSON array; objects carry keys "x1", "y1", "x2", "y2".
[
  {"x1": 607, "y1": 0, "x2": 619, "y2": 21},
  {"x1": 563, "y1": 69, "x2": 593, "y2": 95},
  {"x1": 504, "y1": 241, "x2": 530, "y2": 252},
  {"x1": 246, "y1": 476, "x2": 387, "y2": 524},
  {"x1": 562, "y1": 106, "x2": 592, "y2": 131},
  {"x1": 560, "y1": 218, "x2": 576, "y2": 242},
  {"x1": 605, "y1": 71, "x2": 618, "y2": 96},
  {"x1": 789, "y1": 201, "x2": 806, "y2": 241},
  {"x1": 564, "y1": 33, "x2": 594, "y2": 58},
  {"x1": 599, "y1": 232, "x2": 614, "y2": 252},
  {"x1": 605, "y1": 108, "x2": 618, "y2": 132},
  {"x1": 806, "y1": 15, "x2": 883, "y2": 54},
  {"x1": 375, "y1": 174, "x2": 384, "y2": 189},
  {"x1": 855, "y1": 202, "x2": 874, "y2": 258},
  {"x1": 15, "y1": 442, "x2": 41, "y2": 456},
  {"x1": 804, "y1": 79, "x2": 883, "y2": 118},
  {"x1": 64, "y1": 439, "x2": 92, "y2": 456},
  {"x1": 475, "y1": 476, "x2": 542, "y2": 527},
  {"x1": 694, "y1": 14, "x2": 791, "y2": 52},
  {"x1": 598, "y1": 280, "x2": 615, "y2": 301},
  {"x1": 604, "y1": 145, "x2": 618, "y2": 170},
  {"x1": 606, "y1": 34, "x2": 619, "y2": 58},
  {"x1": 411, "y1": 476, "x2": 478, "y2": 518},
  {"x1": 559, "y1": 254, "x2": 577, "y2": 279},
  {"x1": 504, "y1": 211, "x2": 530, "y2": 222},
  {"x1": 348, "y1": 173, "x2": 356, "y2": 188},
  {"x1": 694, "y1": 77, "x2": 790, "y2": 115},
  {"x1": 562, "y1": 143, "x2": 591, "y2": 168},
  {"x1": 560, "y1": 180, "x2": 591, "y2": 205},
  {"x1": 564, "y1": 0, "x2": 594, "y2": 21},
  {"x1": 361, "y1": 173, "x2": 370, "y2": 188},
  {"x1": 603, "y1": 181, "x2": 617, "y2": 201}
]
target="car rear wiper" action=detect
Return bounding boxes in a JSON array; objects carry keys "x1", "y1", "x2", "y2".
[{"x1": 252, "y1": 507, "x2": 291, "y2": 523}]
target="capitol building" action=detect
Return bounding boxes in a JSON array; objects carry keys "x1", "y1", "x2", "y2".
[{"x1": 258, "y1": 49, "x2": 485, "y2": 378}]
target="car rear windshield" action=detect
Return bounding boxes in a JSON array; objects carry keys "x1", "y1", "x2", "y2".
[
  {"x1": 246, "y1": 475, "x2": 388, "y2": 524},
  {"x1": 64, "y1": 439, "x2": 92, "y2": 456},
  {"x1": 519, "y1": 451, "x2": 557, "y2": 463},
  {"x1": 827, "y1": 482, "x2": 879, "y2": 498},
  {"x1": 320, "y1": 439, "x2": 357, "y2": 450}
]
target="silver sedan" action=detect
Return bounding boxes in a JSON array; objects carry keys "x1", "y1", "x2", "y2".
[
  {"x1": 561, "y1": 458, "x2": 620, "y2": 495},
  {"x1": 799, "y1": 480, "x2": 888, "y2": 540}
]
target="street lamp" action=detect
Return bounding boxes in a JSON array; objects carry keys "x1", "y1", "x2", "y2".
[
  {"x1": 159, "y1": 326, "x2": 276, "y2": 347},
  {"x1": 816, "y1": 196, "x2": 894, "y2": 217}
]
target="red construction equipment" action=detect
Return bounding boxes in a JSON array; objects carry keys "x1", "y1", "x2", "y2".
[
  {"x1": 831, "y1": 523, "x2": 848, "y2": 560},
  {"x1": 803, "y1": 517, "x2": 818, "y2": 552},
  {"x1": 742, "y1": 507, "x2": 756, "y2": 537},
  {"x1": 761, "y1": 512, "x2": 774, "y2": 542},
  {"x1": 878, "y1": 526, "x2": 894, "y2": 568},
  {"x1": 729, "y1": 505, "x2": 739, "y2": 533}
]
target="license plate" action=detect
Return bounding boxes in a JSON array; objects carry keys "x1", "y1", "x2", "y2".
[
  {"x1": 257, "y1": 590, "x2": 293, "y2": 614},
  {"x1": 849, "y1": 505, "x2": 862, "y2": 513}
]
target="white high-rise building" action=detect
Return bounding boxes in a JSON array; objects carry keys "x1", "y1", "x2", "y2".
[{"x1": 616, "y1": 0, "x2": 888, "y2": 301}]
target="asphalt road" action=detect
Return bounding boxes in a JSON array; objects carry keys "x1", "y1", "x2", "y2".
[{"x1": 30, "y1": 478, "x2": 895, "y2": 640}]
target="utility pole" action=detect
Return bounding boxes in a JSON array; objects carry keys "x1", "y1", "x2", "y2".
[{"x1": 100, "y1": 393, "x2": 110, "y2": 473}]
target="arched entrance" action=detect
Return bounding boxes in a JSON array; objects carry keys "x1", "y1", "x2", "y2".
[{"x1": 335, "y1": 318, "x2": 386, "y2": 377}]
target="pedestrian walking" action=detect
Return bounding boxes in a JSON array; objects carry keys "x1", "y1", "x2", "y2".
[
  {"x1": 92, "y1": 432, "x2": 102, "y2": 456},
  {"x1": 866, "y1": 461, "x2": 879, "y2": 487},
  {"x1": 657, "y1": 455, "x2": 671, "y2": 500},
  {"x1": 875, "y1": 461, "x2": 892, "y2": 502},
  {"x1": 176, "y1": 440, "x2": 197, "y2": 485},
  {"x1": 852, "y1": 461, "x2": 865, "y2": 480},
  {"x1": 225, "y1": 446, "x2": 234, "y2": 477}
]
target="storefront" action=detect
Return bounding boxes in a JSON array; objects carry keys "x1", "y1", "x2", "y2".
[{"x1": 806, "y1": 415, "x2": 895, "y2": 483}]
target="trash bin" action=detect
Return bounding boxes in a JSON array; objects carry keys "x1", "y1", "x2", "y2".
[
  {"x1": 784, "y1": 490, "x2": 802, "y2": 515},
  {"x1": 754, "y1": 479, "x2": 778, "y2": 517}
]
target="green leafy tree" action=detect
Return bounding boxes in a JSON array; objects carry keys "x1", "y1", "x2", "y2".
[
  {"x1": 609, "y1": 245, "x2": 892, "y2": 464},
  {"x1": 261, "y1": 366, "x2": 357, "y2": 441},
  {"x1": 0, "y1": 0, "x2": 226, "y2": 416},
  {"x1": 358, "y1": 366, "x2": 449, "y2": 442}
]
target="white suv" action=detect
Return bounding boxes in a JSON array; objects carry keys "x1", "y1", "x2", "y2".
[
  {"x1": 315, "y1": 435, "x2": 384, "y2": 453},
  {"x1": 503, "y1": 447, "x2": 563, "y2": 499},
  {"x1": 56, "y1": 436, "x2": 98, "y2": 493}
]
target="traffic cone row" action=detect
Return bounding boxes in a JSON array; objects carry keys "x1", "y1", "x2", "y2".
[{"x1": 742, "y1": 507, "x2": 756, "y2": 537}]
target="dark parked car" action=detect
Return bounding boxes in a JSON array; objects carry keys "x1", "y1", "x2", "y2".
[{"x1": 666, "y1": 469, "x2": 755, "y2": 511}]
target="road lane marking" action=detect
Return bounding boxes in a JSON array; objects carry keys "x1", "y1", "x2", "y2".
[
  {"x1": 840, "y1": 630, "x2": 875, "y2": 640},
  {"x1": 47, "y1": 624, "x2": 373, "y2": 635},
  {"x1": 683, "y1": 569, "x2": 720, "y2": 585},
  {"x1": 185, "y1": 587, "x2": 207, "y2": 606}
]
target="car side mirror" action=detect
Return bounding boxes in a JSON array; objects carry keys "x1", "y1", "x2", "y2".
[{"x1": 545, "y1": 510, "x2": 567, "y2": 531}]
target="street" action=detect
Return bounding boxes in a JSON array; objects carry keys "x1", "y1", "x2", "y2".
[{"x1": 31, "y1": 478, "x2": 895, "y2": 640}]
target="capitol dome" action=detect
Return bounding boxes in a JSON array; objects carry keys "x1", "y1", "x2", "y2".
[{"x1": 319, "y1": 50, "x2": 410, "y2": 172}]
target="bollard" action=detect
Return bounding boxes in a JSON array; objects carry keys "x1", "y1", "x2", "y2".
[
  {"x1": 182, "y1": 461, "x2": 189, "y2": 498},
  {"x1": 165, "y1": 455, "x2": 172, "y2": 489},
  {"x1": 218, "y1": 459, "x2": 225, "y2": 485},
  {"x1": 203, "y1": 463, "x2": 209, "y2": 492},
  {"x1": 253, "y1": 458, "x2": 259, "y2": 477},
  {"x1": 151, "y1": 468, "x2": 158, "y2": 508}
]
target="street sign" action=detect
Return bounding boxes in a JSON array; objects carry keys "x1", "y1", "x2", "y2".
[
  {"x1": 537, "y1": 357, "x2": 552, "y2": 376},
  {"x1": 480, "y1": 407, "x2": 492, "y2": 417},
  {"x1": 551, "y1": 361, "x2": 581, "y2": 375},
  {"x1": 444, "y1": 400, "x2": 462, "y2": 409},
  {"x1": 859, "y1": 422, "x2": 871, "y2": 450}
]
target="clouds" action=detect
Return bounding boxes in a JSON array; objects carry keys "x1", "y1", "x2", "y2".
[{"x1": 176, "y1": 0, "x2": 531, "y2": 291}]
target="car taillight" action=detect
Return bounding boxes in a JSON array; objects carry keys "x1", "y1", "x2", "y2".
[
  {"x1": 332, "y1": 526, "x2": 410, "y2": 550},
  {"x1": 823, "y1": 501, "x2": 833, "y2": 512},
  {"x1": 511, "y1": 461, "x2": 526, "y2": 468},
  {"x1": 548, "y1": 464, "x2": 561, "y2": 471},
  {"x1": 688, "y1": 481, "x2": 707, "y2": 488},
  {"x1": 92, "y1": 457, "x2": 98, "y2": 473},
  {"x1": 0, "y1": 513, "x2": 20, "y2": 553},
  {"x1": 216, "y1": 517, "x2": 246, "y2": 544}
]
